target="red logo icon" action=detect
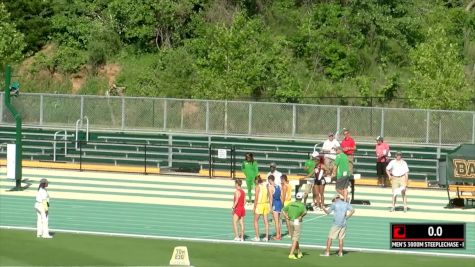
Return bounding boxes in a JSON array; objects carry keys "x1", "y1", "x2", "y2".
[{"x1": 393, "y1": 225, "x2": 406, "y2": 239}]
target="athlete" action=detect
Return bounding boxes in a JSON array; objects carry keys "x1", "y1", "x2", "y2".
[
  {"x1": 35, "y1": 178, "x2": 52, "y2": 238},
  {"x1": 313, "y1": 155, "x2": 327, "y2": 210},
  {"x1": 281, "y1": 174, "x2": 292, "y2": 238},
  {"x1": 268, "y1": 175, "x2": 282, "y2": 240},
  {"x1": 241, "y1": 153, "x2": 259, "y2": 203},
  {"x1": 253, "y1": 176, "x2": 269, "y2": 242},
  {"x1": 232, "y1": 179, "x2": 246, "y2": 241}
]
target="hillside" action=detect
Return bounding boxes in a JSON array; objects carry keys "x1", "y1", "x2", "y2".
[{"x1": 1, "y1": 0, "x2": 475, "y2": 110}]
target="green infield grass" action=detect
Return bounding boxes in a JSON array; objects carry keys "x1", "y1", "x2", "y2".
[{"x1": 0, "y1": 229, "x2": 472, "y2": 267}]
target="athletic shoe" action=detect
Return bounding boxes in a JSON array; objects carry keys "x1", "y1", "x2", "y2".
[
  {"x1": 288, "y1": 254, "x2": 298, "y2": 260},
  {"x1": 239, "y1": 238, "x2": 244, "y2": 242},
  {"x1": 338, "y1": 252, "x2": 343, "y2": 257},
  {"x1": 320, "y1": 252, "x2": 330, "y2": 257},
  {"x1": 261, "y1": 237, "x2": 269, "y2": 242},
  {"x1": 42, "y1": 235, "x2": 53, "y2": 239},
  {"x1": 297, "y1": 252, "x2": 303, "y2": 259},
  {"x1": 404, "y1": 207, "x2": 408, "y2": 213},
  {"x1": 251, "y1": 237, "x2": 260, "y2": 242},
  {"x1": 233, "y1": 237, "x2": 241, "y2": 241},
  {"x1": 390, "y1": 207, "x2": 395, "y2": 212},
  {"x1": 272, "y1": 236, "x2": 282, "y2": 241}
]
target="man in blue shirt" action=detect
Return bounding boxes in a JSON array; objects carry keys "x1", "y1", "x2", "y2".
[{"x1": 320, "y1": 195, "x2": 355, "y2": 257}]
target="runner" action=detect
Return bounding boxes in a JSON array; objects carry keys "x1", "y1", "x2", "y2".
[
  {"x1": 232, "y1": 179, "x2": 246, "y2": 241},
  {"x1": 253, "y1": 176, "x2": 269, "y2": 242},
  {"x1": 242, "y1": 153, "x2": 259, "y2": 204},
  {"x1": 268, "y1": 175, "x2": 282, "y2": 240}
]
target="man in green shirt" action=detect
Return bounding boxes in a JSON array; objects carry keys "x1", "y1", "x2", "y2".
[
  {"x1": 282, "y1": 192, "x2": 307, "y2": 260},
  {"x1": 333, "y1": 146, "x2": 350, "y2": 202},
  {"x1": 241, "y1": 152, "x2": 259, "y2": 203}
]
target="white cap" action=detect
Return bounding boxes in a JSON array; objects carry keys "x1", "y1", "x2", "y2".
[
  {"x1": 311, "y1": 151, "x2": 319, "y2": 158},
  {"x1": 296, "y1": 192, "x2": 304, "y2": 199}
]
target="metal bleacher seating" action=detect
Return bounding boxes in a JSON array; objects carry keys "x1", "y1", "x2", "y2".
[{"x1": 0, "y1": 125, "x2": 451, "y2": 182}]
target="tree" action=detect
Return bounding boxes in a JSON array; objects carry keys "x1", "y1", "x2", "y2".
[
  {"x1": 0, "y1": 3, "x2": 25, "y2": 65},
  {"x1": 408, "y1": 26, "x2": 473, "y2": 110}
]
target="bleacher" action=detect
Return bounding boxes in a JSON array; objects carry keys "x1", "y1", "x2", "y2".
[{"x1": 0, "y1": 126, "x2": 454, "y2": 183}]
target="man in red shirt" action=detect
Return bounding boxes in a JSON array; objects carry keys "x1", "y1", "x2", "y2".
[
  {"x1": 340, "y1": 128, "x2": 356, "y2": 175},
  {"x1": 375, "y1": 136, "x2": 390, "y2": 187}
]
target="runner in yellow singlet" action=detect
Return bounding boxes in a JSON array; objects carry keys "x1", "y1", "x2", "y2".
[{"x1": 253, "y1": 176, "x2": 269, "y2": 242}]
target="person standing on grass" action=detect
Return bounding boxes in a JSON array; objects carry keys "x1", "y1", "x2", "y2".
[
  {"x1": 268, "y1": 175, "x2": 282, "y2": 240},
  {"x1": 242, "y1": 153, "x2": 259, "y2": 204},
  {"x1": 281, "y1": 175, "x2": 292, "y2": 238},
  {"x1": 35, "y1": 178, "x2": 52, "y2": 238},
  {"x1": 232, "y1": 179, "x2": 246, "y2": 241},
  {"x1": 386, "y1": 151, "x2": 410, "y2": 212},
  {"x1": 253, "y1": 176, "x2": 269, "y2": 242},
  {"x1": 321, "y1": 195, "x2": 355, "y2": 257},
  {"x1": 282, "y1": 192, "x2": 307, "y2": 260},
  {"x1": 333, "y1": 146, "x2": 350, "y2": 202},
  {"x1": 375, "y1": 136, "x2": 390, "y2": 187},
  {"x1": 340, "y1": 128, "x2": 356, "y2": 175}
]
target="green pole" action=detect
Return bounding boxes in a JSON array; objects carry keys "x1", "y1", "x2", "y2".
[{"x1": 3, "y1": 65, "x2": 22, "y2": 190}]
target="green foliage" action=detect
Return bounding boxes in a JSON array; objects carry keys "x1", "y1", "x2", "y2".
[
  {"x1": 3, "y1": 0, "x2": 474, "y2": 110},
  {"x1": 2, "y1": 0, "x2": 53, "y2": 54},
  {"x1": 0, "y1": 3, "x2": 25, "y2": 65},
  {"x1": 408, "y1": 26, "x2": 473, "y2": 110}
]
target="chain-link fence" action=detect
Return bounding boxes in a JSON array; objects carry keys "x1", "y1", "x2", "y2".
[{"x1": 1, "y1": 92, "x2": 474, "y2": 145}]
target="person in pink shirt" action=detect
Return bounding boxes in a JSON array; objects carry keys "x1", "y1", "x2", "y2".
[
  {"x1": 340, "y1": 128, "x2": 356, "y2": 175},
  {"x1": 375, "y1": 136, "x2": 390, "y2": 187}
]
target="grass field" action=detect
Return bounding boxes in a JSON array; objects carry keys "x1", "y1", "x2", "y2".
[{"x1": 0, "y1": 229, "x2": 474, "y2": 267}]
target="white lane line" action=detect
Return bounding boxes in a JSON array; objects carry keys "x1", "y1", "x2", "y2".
[{"x1": 1, "y1": 225, "x2": 473, "y2": 258}]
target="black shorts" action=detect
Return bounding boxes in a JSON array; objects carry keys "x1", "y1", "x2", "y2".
[
  {"x1": 314, "y1": 178, "x2": 326, "y2": 186},
  {"x1": 376, "y1": 162, "x2": 388, "y2": 177},
  {"x1": 335, "y1": 176, "x2": 350, "y2": 190}
]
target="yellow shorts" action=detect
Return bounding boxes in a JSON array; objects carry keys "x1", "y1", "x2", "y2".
[{"x1": 255, "y1": 203, "x2": 270, "y2": 215}]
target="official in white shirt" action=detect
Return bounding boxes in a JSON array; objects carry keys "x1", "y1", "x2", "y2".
[
  {"x1": 386, "y1": 152, "x2": 409, "y2": 212},
  {"x1": 321, "y1": 133, "x2": 340, "y2": 177},
  {"x1": 35, "y1": 178, "x2": 52, "y2": 238},
  {"x1": 267, "y1": 162, "x2": 282, "y2": 187}
]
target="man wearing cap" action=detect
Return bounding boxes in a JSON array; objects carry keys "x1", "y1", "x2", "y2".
[
  {"x1": 321, "y1": 133, "x2": 340, "y2": 176},
  {"x1": 267, "y1": 162, "x2": 282, "y2": 187},
  {"x1": 340, "y1": 128, "x2": 356, "y2": 175},
  {"x1": 333, "y1": 146, "x2": 350, "y2": 202},
  {"x1": 282, "y1": 192, "x2": 307, "y2": 260},
  {"x1": 375, "y1": 136, "x2": 390, "y2": 187},
  {"x1": 386, "y1": 152, "x2": 410, "y2": 212},
  {"x1": 35, "y1": 178, "x2": 52, "y2": 238},
  {"x1": 321, "y1": 195, "x2": 355, "y2": 257}
]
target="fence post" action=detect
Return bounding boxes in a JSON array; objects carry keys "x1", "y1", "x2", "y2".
[
  {"x1": 336, "y1": 107, "x2": 341, "y2": 133},
  {"x1": 206, "y1": 101, "x2": 210, "y2": 133},
  {"x1": 79, "y1": 141, "x2": 82, "y2": 172},
  {"x1": 180, "y1": 101, "x2": 184, "y2": 130},
  {"x1": 380, "y1": 108, "x2": 384, "y2": 137},
  {"x1": 39, "y1": 94, "x2": 44, "y2": 125},
  {"x1": 292, "y1": 104, "x2": 297, "y2": 137},
  {"x1": 80, "y1": 96, "x2": 84, "y2": 127},
  {"x1": 0, "y1": 93, "x2": 3, "y2": 123},
  {"x1": 472, "y1": 113, "x2": 475, "y2": 144},
  {"x1": 163, "y1": 99, "x2": 167, "y2": 130},
  {"x1": 248, "y1": 103, "x2": 253, "y2": 135},
  {"x1": 426, "y1": 110, "x2": 430, "y2": 143},
  {"x1": 121, "y1": 97, "x2": 125, "y2": 129},
  {"x1": 224, "y1": 100, "x2": 228, "y2": 135}
]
